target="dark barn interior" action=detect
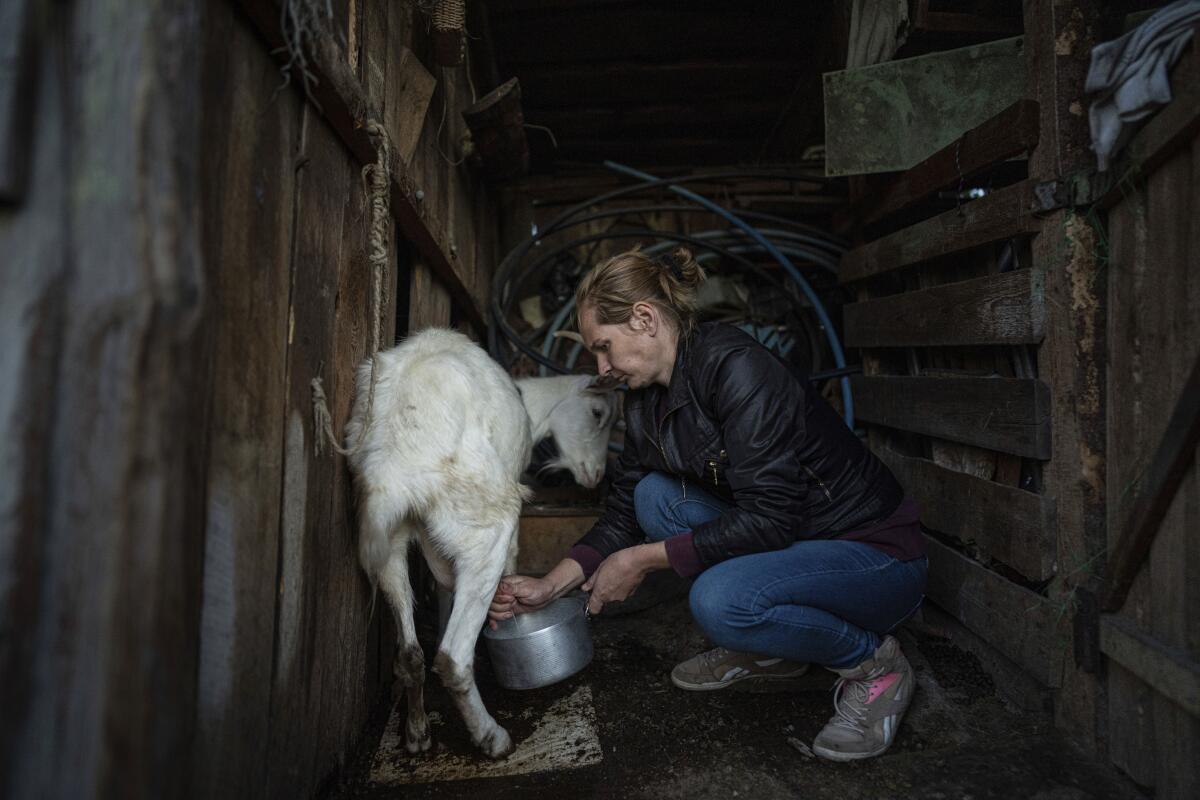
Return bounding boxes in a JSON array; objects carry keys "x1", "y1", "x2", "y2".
[{"x1": 2, "y1": 1, "x2": 1198, "y2": 799}]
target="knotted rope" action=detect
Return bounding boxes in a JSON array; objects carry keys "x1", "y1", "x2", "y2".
[
  {"x1": 431, "y1": 0, "x2": 466, "y2": 34},
  {"x1": 311, "y1": 121, "x2": 391, "y2": 458}
]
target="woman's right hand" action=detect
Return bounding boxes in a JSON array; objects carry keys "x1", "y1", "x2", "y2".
[{"x1": 488, "y1": 575, "x2": 556, "y2": 629}]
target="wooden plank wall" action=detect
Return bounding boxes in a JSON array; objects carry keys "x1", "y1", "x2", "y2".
[
  {"x1": 0, "y1": 1, "x2": 502, "y2": 798},
  {"x1": 837, "y1": 0, "x2": 1107, "y2": 726},
  {"x1": 1102, "y1": 44, "x2": 1200, "y2": 796},
  {"x1": 842, "y1": 6, "x2": 1200, "y2": 794},
  {"x1": 194, "y1": 2, "x2": 501, "y2": 798}
]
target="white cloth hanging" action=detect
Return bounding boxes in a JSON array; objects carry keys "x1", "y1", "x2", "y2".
[{"x1": 1086, "y1": 0, "x2": 1200, "y2": 172}]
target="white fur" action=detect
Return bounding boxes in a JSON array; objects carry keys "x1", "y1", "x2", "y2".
[{"x1": 343, "y1": 328, "x2": 618, "y2": 758}]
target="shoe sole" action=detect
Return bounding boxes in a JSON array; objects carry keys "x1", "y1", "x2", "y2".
[
  {"x1": 670, "y1": 666, "x2": 810, "y2": 692},
  {"x1": 811, "y1": 741, "x2": 892, "y2": 761}
]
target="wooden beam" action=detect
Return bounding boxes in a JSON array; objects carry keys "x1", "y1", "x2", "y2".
[
  {"x1": 841, "y1": 179, "x2": 1044, "y2": 283},
  {"x1": 857, "y1": 99, "x2": 1040, "y2": 227},
  {"x1": 925, "y1": 536, "x2": 1064, "y2": 687},
  {"x1": 877, "y1": 447, "x2": 1057, "y2": 581},
  {"x1": 845, "y1": 270, "x2": 1045, "y2": 348},
  {"x1": 1025, "y1": 0, "x2": 1107, "y2": 747},
  {"x1": 852, "y1": 375, "x2": 1052, "y2": 459},
  {"x1": 234, "y1": 0, "x2": 486, "y2": 331},
  {"x1": 1101, "y1": 351, "x2": 1200, "y2": 612},
  {"x1": 1100, "y1": 614, "x2": 1200, "y2": 718}
]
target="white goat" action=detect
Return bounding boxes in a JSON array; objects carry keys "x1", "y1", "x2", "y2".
[{"x1": 344, "y1": 328, "x2": 618, "y2": 758}]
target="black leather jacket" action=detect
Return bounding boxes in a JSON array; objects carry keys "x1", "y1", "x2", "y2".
[{"x1": 579, "y1": 322, "x2": 903, "y2": 570}]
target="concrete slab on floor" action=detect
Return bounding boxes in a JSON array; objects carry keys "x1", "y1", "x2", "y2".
[
  {"x1": 335, "y1": 595, "x2": 1146, "y2": 800},
  {"x1": 368, "y1": 684, "x2": 603, "y2": 785}
]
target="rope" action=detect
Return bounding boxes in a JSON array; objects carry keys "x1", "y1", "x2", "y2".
[
  {"x1": 312, "y1": 121, "x2": 392, "y2": 457},
  {"x1": 432, "y1": 0, "x2": 466, "y2": 32}
]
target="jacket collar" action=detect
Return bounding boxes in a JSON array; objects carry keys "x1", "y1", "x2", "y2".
[{"x1": 640, "y1": 324, "x2": 699, "y2": 423}]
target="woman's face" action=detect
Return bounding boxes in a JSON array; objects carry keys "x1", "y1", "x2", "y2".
[{"x1": 578, "y1": 302, "x2": 674, "y2": 389}]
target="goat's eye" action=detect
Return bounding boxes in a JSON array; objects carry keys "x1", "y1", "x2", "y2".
[{"x1": 592, "y1": 408, "x2": 604, "y2": 421}]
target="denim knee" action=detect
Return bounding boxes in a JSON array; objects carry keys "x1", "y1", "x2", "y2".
[
  {"x1": 633, "y1": 472, "x2": 681, "y2": 542},
  {"x1": 688, "y1": 568, "x2": 752, "y2": 644}
]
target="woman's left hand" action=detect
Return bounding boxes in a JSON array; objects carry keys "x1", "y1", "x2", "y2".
[{"x1": 582, "y1": 543, "x2": 666, "y2": 615}]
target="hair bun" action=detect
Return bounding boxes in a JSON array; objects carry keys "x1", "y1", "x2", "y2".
[{"x1": 658, "y1": 253, "x2": 685, "y2": 281}]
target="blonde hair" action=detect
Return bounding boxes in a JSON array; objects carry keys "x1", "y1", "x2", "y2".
[{"x1": 574, "y1": 246, "x2": 707, "y2": 336}]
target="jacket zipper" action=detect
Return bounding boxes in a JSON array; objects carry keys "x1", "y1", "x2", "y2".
[
  {"x1": 707, "y1": 449, "x2": 726, "y2": 486},
  {"x1": 654, "y1": 403, "x2": 684, "y2": 461},
  {"x1": 803, "y1": 464, "x2": 833, "y2": 503}
]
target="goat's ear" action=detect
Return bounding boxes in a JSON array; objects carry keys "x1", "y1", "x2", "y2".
[
  {"x1": 553, "y1": 330, "x2": 585, "y2": 345},
  {"x1": 584, "y1": 374, "x2": 621, "y2": 393}
]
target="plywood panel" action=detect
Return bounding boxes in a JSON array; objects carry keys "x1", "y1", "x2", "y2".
[{"x1": 824, "y1": 36, "x2": 1025, "y2": 176}]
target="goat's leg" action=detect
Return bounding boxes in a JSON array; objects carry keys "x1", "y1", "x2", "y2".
[
  {"x1": 416, "y1": 533, "x2": 457, "y2": 648},
  {"x1": 433, "y1": 522, "x2": 517, "y2": 759},
  {"x1": 376, "y1": 521, "x2": 432, "y2": 754}
]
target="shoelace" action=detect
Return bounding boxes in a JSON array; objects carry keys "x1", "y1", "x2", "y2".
[
  {"x1": 700, "y1": 646, "x2": 731, "y2": 669},
  {"x1": 829, "y1": 667, "x2": 886, "y2": 733}
]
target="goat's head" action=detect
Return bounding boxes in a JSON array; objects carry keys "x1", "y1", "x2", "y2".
[{"x1": 524, "y1": 374, "x2": 621, "y2": 489}]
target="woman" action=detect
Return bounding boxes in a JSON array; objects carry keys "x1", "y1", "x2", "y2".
[{"x1": 489, "y1": 247, "x2": 928, "y2": 761}]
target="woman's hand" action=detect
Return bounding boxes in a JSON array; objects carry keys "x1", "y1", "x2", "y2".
[
  {"x1": 582, "y1": 543, "x2": 667, "y2": 615},
  {"x1": 488, "y1": 575, "x2": 556, "y2": 629}
]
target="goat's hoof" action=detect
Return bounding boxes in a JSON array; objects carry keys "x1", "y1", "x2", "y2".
[
  {"x1": 405, "y1": 716, "x2": 432, "y2": 754},
  {"x1": 405, "y1": 733, "x2": 432, "y2": 754},
  {"x1": 478, "y1": 726, "x2": 514, "y2": 759}
]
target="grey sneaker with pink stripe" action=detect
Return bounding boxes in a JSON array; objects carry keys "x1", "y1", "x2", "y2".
[{"x1": 812, "y1": 635, "x2": 915, "y2": 761}]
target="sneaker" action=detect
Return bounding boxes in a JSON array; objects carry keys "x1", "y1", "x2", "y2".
[
  {"x1": 670, "y1": 646, "x2": 809, "y2": 691},
  {"x1": 812, "y1": 635, "x2": 915, "y2": 761}
]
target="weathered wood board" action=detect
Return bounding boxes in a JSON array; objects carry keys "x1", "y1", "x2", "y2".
[
  {"x1": 844, "y1": 270, "x2": 1045, "y2": 348},
  {"x1": 840, "y1": 179, "x2": 1043, "y2": 283},
  {"x1": 924, "y1": 537, "x2": 1065, "y2": 687},
  {"x1": 877, "y1": 447, "x2": 1056, "y2": 582},
  {"x1": 1105, "y1": 133, "x2": 1200, "y2": 796},
  {"x1": 851, "y1": 375, "x2": 1052, "y2": 459},
  {"x1": 857, "y1": 99, "x2": 1040, "y2": 227},
  {"x1": 192, "y1": 4, "x2": 301, "y2": 797}
]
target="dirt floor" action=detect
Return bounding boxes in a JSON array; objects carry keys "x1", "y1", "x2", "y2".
[{"x1": 333, "y1": 579, "x2": 1146, "y2": 800}]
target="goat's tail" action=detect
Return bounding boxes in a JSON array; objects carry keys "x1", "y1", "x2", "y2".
[{"x1": 358, "y1": 510, "x2": 391, "y2": 631}]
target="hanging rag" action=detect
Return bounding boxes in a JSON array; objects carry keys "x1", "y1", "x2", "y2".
[
  {"x1": 1086, "y1": 0, "x2": 1200, "y2": 172},
  {"x1": 845, "y1": 0, "x2": 910, "y2": 69}
]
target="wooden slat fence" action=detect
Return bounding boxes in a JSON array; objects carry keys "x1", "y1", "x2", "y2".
[{"x1": 842, "y1": 8, "x2": 1200, "y2": 795}]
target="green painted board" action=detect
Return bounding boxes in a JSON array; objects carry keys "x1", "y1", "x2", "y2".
[{"x1": 823, "y1": 36, "x2": 1025, "y2": 177}]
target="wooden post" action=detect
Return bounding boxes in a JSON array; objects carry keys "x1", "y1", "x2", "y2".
[{"x1": 1024, "y1": 0, "x2": 1106, "y2": 752}]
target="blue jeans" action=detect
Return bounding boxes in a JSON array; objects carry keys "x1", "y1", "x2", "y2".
[{"x1": 634, "y1": 471, "x2": 928, "y2": 669}]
